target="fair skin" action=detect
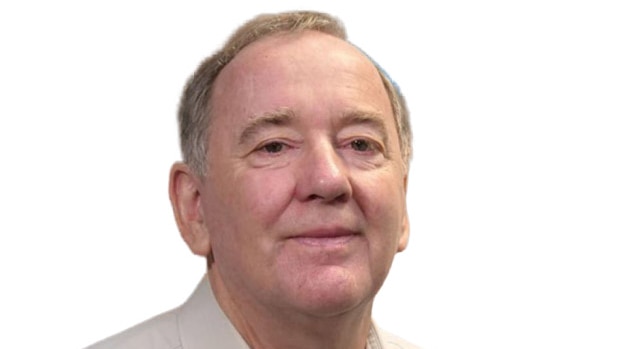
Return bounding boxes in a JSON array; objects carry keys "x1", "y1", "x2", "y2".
[{"x1": 170, "y1": 31, "x2": 409, "y2": 349}]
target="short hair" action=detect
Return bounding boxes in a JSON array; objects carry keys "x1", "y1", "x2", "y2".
[{"x1": 178, "y1": 11, "x2": 411, "y2": 176}]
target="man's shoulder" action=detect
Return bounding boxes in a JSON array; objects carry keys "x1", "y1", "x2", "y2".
[
  {"x1": 85, "y1": 308, "x2": 182, "y2": 349},
  {"x1": 377, "y1": 327, "x2": 421, "y2": 349},
  {"x1": 84, "y1": 276, "x2": 249, "y2": 349}
]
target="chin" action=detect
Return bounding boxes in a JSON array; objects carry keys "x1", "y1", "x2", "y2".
[{"x1": 282, "y1": 265, "x2": 377, "y2": 317}]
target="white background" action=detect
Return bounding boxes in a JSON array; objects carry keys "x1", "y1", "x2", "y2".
[{"x1": 1, "y1": 1, "x2": 620, "y2": 348}]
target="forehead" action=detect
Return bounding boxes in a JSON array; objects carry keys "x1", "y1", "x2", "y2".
[
  {"x1": 209, "y1": 30, "x2": 393, "y2": 133},
  {"x1": 222, "y1": 30, "x2": 376, "y2": 79}
]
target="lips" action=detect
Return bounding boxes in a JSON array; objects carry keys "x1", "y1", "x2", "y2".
[{"x1": 288, "y1": 228, "x2": 359, "y2": 247}]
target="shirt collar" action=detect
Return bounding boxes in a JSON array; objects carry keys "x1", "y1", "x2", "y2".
[{"x1": 177, "y1": 274, "x2": 385, "y2": 349}]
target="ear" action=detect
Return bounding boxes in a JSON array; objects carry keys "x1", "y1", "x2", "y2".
[
  {"x1": 397, "y1": 174, "x2": 410, "y2": 252},
  {"x1": 169, "y1": 162, "x2": 211, "y2": 257},
  {"x1": 397, "y1": 213, "x2": 410, "y2": 252}
]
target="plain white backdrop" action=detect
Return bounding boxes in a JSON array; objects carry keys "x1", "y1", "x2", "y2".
[{"x1": 1, "y1": 1, "x2": 620, "y2": 348}]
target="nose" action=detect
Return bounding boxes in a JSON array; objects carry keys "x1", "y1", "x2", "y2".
[{"x1": 295, "y1": 141, "x2": 353, "y2": 203}]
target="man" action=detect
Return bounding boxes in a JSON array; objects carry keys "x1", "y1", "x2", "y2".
[{"x1": 88, "y1": 10, "x2": 417, "y2": 349}]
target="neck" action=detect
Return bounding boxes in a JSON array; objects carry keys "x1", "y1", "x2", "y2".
[{"x1": 209, "y1": 269, "x2": 374, "y2": 349}]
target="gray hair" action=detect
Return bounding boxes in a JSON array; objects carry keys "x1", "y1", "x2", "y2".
[{"x1": 178, "y1": 11, "x2": 411, "y2": 176}]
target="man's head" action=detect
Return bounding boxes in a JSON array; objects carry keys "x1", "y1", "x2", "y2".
[
  {"x1": 169, "y1": 10, "x2": 411, "y2": 319},
  {"x1": 178, "y1": 11, "x2": 411, "y2": 177}
]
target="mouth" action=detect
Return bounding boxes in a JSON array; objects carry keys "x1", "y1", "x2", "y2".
[{"x1": 288, "y1": 228, "x2": 359, "y2": 247}]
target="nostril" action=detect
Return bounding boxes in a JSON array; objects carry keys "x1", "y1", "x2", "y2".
[
  {"x1": 306, "y1": 192, "x2": 349, "y2": 203},
  {"x1": 333, "y1": 192, "x2": 349, "y2": 203}
]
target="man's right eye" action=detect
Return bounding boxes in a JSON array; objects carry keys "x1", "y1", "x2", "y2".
[{"x1": 260, "y1": 141, "x2": 285, "y2": 153}]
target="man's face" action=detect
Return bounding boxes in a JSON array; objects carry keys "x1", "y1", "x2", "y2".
[{"x1": 200, "y1": 31, "x2": 409, "y2": 316}]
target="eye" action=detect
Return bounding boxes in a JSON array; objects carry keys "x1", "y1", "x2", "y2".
[
  {"x1": 350, "y1": 139, "x2": 374, "y2": 152},
  {"x1": 259, "y1": 141, "x2": 285, "y2": 153}
]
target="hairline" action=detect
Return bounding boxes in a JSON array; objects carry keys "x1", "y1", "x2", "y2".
[{"x1": 180, "y1": 14, "x2": 411, "y2": 176}]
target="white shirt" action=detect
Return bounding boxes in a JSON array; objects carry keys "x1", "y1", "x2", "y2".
[{"x1": 86, "y1": 275, "x2": 419, "y2": 349}]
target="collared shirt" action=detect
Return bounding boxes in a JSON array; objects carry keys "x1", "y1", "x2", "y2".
[{"x1": 86, "y1": 275, "x2": 419, "y2": 349}]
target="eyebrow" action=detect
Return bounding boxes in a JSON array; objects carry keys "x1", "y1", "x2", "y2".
[
  {"x1": 238, "y1": 108, "x2": 295, "y2": 146},
  {"x1": 237, "y1": 108, "x2": 390, "y2": 146},
  {"x1": 338, "y1": 110, "x2": 390, "y2": 147}
]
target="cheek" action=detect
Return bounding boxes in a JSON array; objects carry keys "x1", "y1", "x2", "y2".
[
  {"x1": 353, "y1": 173, "x2": 406, "y2": 245},
  {"x1": 204, "y1": 169, "x2": 296, "y2": 265},
  {"x1": 231, "y1": 168, "x2": 297, "y2": 228}
]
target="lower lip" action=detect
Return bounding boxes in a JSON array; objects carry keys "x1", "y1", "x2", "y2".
[{"x1": 291, "y1": 234, "x2": 357, "y2": 247}]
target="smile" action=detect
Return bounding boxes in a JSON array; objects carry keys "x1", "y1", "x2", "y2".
[{"x1": 288, "y1": 229, "x2": 359, "y2": 247}]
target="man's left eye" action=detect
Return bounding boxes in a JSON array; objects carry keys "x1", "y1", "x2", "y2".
[{"x1": 351, "y1": 139, "x2": 373, "y2": 152}]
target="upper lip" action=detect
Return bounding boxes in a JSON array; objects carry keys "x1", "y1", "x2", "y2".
[{"x1": 289, "y1": 227, "x2": 359, "y2": 239}]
